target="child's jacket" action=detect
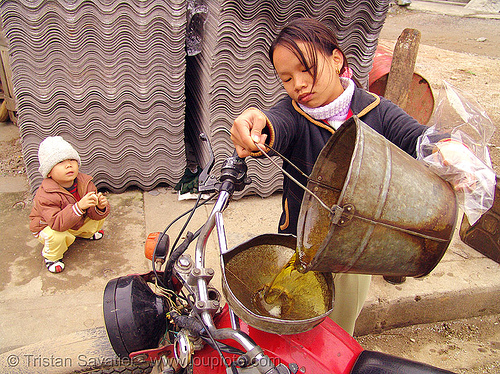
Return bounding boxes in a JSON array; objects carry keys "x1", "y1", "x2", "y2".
[{"x1": 29, "y1": 172, "x2": 110, "y2": 234}]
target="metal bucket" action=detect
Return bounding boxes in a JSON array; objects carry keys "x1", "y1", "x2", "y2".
[
  {"x1": 221, "y1": 234, "x2": 334, "y2": 334},
  {"x1": 296, "y1": 116, "x2": 458, "y2": 277}
]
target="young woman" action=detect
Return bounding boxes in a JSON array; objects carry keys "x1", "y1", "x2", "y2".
[{"x1": 231, "y1": 18, "x2": 454, "y2": 335}]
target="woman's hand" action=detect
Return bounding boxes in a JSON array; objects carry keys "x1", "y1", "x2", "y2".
[
  {"x1": 231, "y1": 108, "x2": 268, "y2": 157},
  {"x1": 436, "y1": 140, "x2": 484, "y2": 192}
]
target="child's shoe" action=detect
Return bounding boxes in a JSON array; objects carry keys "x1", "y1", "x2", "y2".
[
  {"x1": 45, "y1": 258, "x2": 65, "y2": 273},
  {"x1": 89, "y1": 229, "x2": 104, "y2": 240}
]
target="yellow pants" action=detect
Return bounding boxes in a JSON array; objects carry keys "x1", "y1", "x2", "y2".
[
  {"x1": 328, "y1": 273, "x2": 372, "y2": 336},
  {"x1": 37, "y1": 218, "x2": 106, "y2": 261}
]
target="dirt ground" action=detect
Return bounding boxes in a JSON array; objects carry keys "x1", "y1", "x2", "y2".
[
  {"x1": 0, "y1": 137, "x2": 24, "y2": 176},
  {"x1": 379, "y1": 5, "x2": 500, "y2": 172},
  {"x1": 357, "y1": 314, "x2": 500, "y2": 373}
]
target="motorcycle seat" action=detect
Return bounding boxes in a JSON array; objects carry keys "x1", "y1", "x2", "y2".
[{"x1": 350, "y1": 350, "x2": 455, "y2": 374}]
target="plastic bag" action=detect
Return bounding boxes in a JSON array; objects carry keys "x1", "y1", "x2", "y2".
[{"x1": 416, "y1": 81, "x2": 496, "y2": 225}]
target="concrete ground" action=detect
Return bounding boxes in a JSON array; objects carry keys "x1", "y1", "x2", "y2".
[{"x1": 1, "y1": 1, "x2": 500, "y2": 373}]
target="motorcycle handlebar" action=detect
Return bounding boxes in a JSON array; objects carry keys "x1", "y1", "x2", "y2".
[{"x1": 190, "y1": 153, "x2": 280, "y2": 372}]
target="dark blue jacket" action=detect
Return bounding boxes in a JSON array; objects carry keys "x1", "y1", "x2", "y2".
[{"x1": 256, "y1": 87, "x2": 427, "y2": 234}]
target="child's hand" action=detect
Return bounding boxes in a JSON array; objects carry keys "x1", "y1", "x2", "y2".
[
  {"x1": 78, "y1": 192, "x2": 99, "y2": 210},
  {"x1": 96, "y1": 192, "x2": 109, "y2": 210}
]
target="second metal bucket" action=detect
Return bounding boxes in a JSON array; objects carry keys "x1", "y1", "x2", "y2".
[
  {"x1": 369, "y1": 44, "x2": 435, "y2": 126},
  {"x1": 296, "y1": 116, "x2": 458, "y2": 277}
]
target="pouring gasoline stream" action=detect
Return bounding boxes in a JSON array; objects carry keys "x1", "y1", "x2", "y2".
[{"x1": 251, "y1": 252, "x2": 327, "y2": 320}]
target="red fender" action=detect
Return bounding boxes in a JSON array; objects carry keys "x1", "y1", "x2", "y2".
[{"x1": 192, "y1": 305, "x2": 363, "y2": 373}]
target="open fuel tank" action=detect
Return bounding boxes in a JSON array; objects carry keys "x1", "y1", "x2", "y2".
[{"x1": 221, "y1": 234, "x2": 334, "y2": 335}]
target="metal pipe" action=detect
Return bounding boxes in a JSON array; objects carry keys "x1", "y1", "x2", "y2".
[
  {"x1": 215, "y1": 212, "x2": 229, "y2": 255},
  {"x1": 229, "y1": 308, "x2": 241, "y2": 331},
  {"x1": 213, "y1": 326, "x2": 256, "y2": 351},
  {"x1": 199, "y1": 311, "x2": 256, "y2": 351},
  {"x1": 193, "y1": 189, "x2": 260, "y2": 353},
  {"x1": 194, "y1": 191, "x2": 230, "y2": 302}
]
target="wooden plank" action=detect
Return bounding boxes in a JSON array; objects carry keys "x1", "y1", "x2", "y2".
[
  {"x1": 0, "y1": 47, "x2": 15, "y2": 101},
  {"x1": 0, "y1": 45, "x2": 17, "y2": 116},
  {"x1": 0, "y1": 47, "x2": 8, "y2": 98},
  {"x1": 384, "y1": 28, "x2": 421, "y2": 110},
  {"x1": 381, "y1": 29, "x2": 421, "y2": 285},
  {"x1": 4, "y1": 97, "x2": 16, "y2": 111},
  {"x1": 0, "y1": 28, "x2": 8, "y2": 47}
]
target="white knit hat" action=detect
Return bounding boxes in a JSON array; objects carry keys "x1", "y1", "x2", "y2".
[{"x1": 38, "y1": 136, "x2": 81, "y2": 178}]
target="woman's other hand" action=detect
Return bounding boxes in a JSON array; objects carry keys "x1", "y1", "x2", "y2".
[{"x1": 436, "y1": 140, "x2": 486, "y2": 192}]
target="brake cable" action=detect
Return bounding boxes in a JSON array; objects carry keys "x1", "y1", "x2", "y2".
[
  {"x1": 255, "y1": 141, "x2": 335, "y2": 214},
  {"x1": 152, "y1": 192, "x2": 217, "y2": 287}
]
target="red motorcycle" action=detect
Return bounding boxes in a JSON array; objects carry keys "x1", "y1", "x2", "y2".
[{"x1": 103, "y1": 136, "x2": 455, "y2": 374}]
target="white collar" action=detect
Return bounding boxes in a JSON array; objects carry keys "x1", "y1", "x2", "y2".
[{"x1": 298, "y1": 77, "x2": 355, "y2": 122}]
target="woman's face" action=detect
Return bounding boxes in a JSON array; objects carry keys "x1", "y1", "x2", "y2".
[{"x1": 273, "y1": 41, "x2": 344, "y2": 108}]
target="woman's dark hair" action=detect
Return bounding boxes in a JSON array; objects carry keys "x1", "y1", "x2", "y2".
[{"x1": 269, "y1": 18, "x2": 349, "y2": 88}]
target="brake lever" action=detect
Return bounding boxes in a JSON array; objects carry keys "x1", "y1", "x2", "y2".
[{"x1": 198, "y1": 133, "x2": 219, "y2": 193}]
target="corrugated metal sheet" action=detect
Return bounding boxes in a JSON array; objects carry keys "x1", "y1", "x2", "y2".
[
  {"x1": 0, "y1": 0, "x2": 187, "y2": 194},
  {"x1": 0, "y1": 0, "x2": 389, "y2": 197}
]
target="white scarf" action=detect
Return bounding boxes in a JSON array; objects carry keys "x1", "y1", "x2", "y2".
[{"x1": 298, "y1": 77, "x2": 355, "y2": 130}]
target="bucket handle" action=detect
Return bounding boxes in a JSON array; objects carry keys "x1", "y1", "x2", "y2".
[{"x1": 254, "y1": 142, "x2": 344, "y2": 222}]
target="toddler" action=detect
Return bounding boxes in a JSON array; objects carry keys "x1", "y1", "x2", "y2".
[{"x1": 29, "y1": 136, "x2": 110, "y2": 273}]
